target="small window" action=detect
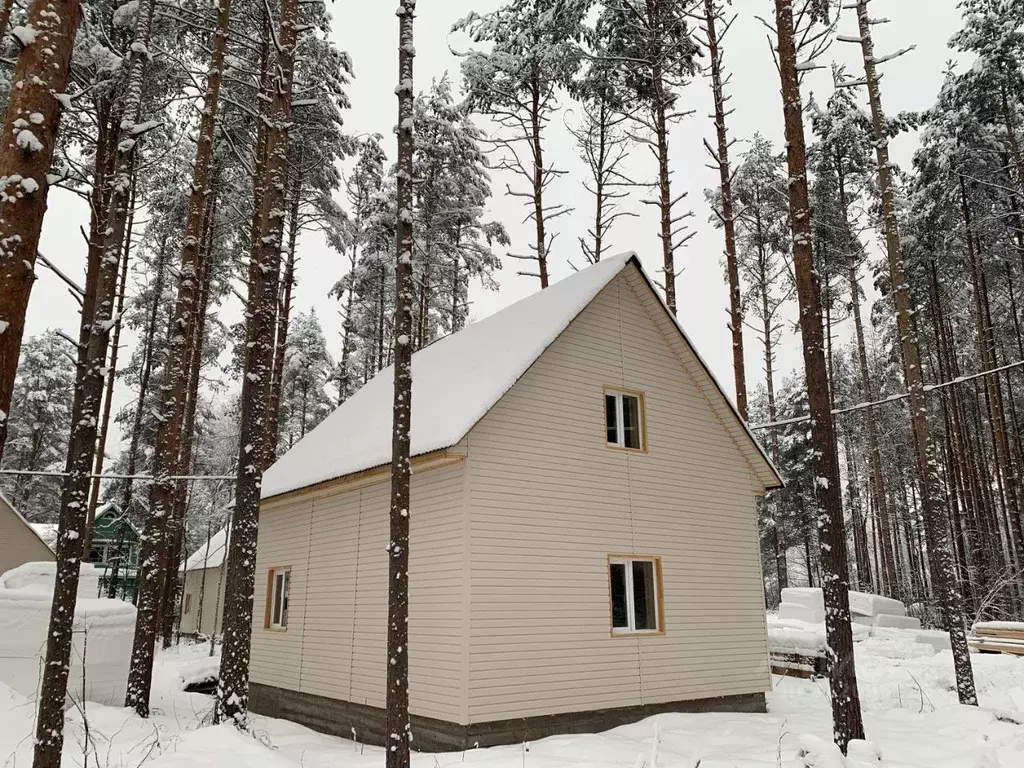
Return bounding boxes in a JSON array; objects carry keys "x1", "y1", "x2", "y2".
[
  {"x1": 605, "y1": 390, "x2": 645, "y2": 450},
  {"x1": 266, "y1": 567, "x2": 291, "y2": 629},
  {"x1": 184, "y1": 593, "x2": 192, "y2": 615},
  {"x1": 609, "y1": 556, "x2": 663, "y2": 635}
]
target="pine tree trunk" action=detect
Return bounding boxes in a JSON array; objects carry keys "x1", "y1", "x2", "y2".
[
  {"x1": 387, "y1": 3, "x2": 416, "y2": 765},
  {"x1": 160, "y1": 203, "x2": 217, "y2": 648},
  {"x1": 773, "y1": 0, "x2": 864, "y2": 751},
  {"x1": 529, "y1": 73, "x2": 549, "y2": 288},
  {"x1": 125, "y1": 0, "x2": 231, "y2": 715},
  {"x1": 266, "y1": 174, "x2": 299, "y2": 467},
  {"x1": 837, "y1": 161, "x2": 896, "y2": 595},
  {"x1": 215, "y1": 0, "x2": 298, "y2": 725},
  {"x1": 32, "y1": 0, "x2": 154, "y2": 750},
  {"x1": 653, "y1": 85, "x2": 676, "y2": 315},
  {"x1": 0, "y1": 0, "x2": 16, "y2": 40},
  {"x1": 960, "y1": 181, "x2": 1024, "y2": 573},
  {"x1": 704, "y1": 0, "x2": 747, "y2": 419},
  {"x1": 83, "y1": 184, "x2": 134, "y2": 557},
  {"x1": 855, "y1": 0, "x2": 977, "y2": 705},
  {"x1": 0, "y1": 0, "x2": 83, "y2": 462}
]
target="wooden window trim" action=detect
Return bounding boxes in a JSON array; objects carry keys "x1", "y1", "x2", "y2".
[
  {"x1": 264, "y1": 565, "x2": 292, "y2": 632},
  {"x1": 602, "y1": 386, "x2": 649, "y2": 454},
  {"x1": 607, "y1": 554, "x2": 666, "y2": 638}
]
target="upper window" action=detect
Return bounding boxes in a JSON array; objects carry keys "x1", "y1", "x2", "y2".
[
  {"x1": 609, "y1": 556, "x2": 663, "y2": 635},
  {"x1": 183, "y1": 593, "x2": 192, "y2": 616},
  {"x1": 266, "y1": 567, "x2": 291, "y2": 629},
  {"x1": 605, "y1": 390, "x2": 645, "y2": 450}
]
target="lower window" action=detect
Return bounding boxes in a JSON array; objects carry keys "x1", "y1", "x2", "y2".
[
  {"x1": 266, "y1": 567, "x2": 291, "y2": 629},
  {"x1": 609, "y1": 556, "x2": 663, "y2": 634}
]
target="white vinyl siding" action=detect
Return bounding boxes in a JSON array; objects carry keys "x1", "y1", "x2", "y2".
[
  {"x1": 250, "y1": 462, "x2": 466, "y2": 722},
  {"x1": 178, "y1": 566, "x2": 226, "y2": 637},
  {"x1": 463, "y1": 269, "x2": 770, "y2": 723}
]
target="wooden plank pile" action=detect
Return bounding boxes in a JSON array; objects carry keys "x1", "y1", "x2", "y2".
[{"x1": 970, "y1": 622, "x2": 1024, "y2": 656}]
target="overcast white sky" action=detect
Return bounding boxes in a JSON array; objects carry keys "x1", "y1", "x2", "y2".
[{"x1": 29, "y1": 0, "x2": 966, "y2": 454}]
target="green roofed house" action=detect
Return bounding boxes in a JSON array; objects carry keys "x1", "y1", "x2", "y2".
[
  {"x1": 90, "y1": 504, "x2": 141, "y2": 599},
  {"x1": 33, "y1": 504, "x2": 141, "y2": 600}
]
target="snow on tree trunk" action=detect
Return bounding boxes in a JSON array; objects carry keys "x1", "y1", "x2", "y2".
[
  {"x1": 32, "y1": 0, "x2": 157, "y2": 755},
  {"x1": 854, "y1": 0, "x2": 977, "y2": 706},
  {"x1": 215, "y1": 0, "x2": 299, "y2": 726},
  {"x1": 772, "y1": 0, "x2": 865, "y2": 753},
  {"x1": 84, "y1": 182, "x2": 134, "y2": 556},
  {"x1": 266, "y1": 172, "x2": 299, "y2": 467},
  {"x1": 126, "y1": 0, "x2": 232, "y2": 713},
  {"x1": 0, "y1": 0, "x2": 83, "y2": 464},
  {"x1": 386, "y1": 3, "x2": 416, "y2": 766},
  {"x1": 702, "y1": 0, "x2": 747, "y2": 420}
]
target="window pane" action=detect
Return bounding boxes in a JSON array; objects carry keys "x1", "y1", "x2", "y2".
[
  {"x1": 610, "y1": 563, "x2": 628, "y2": 628},
  {"x1": 623, "y1": 395, "x2": 642, "y2": 449},
  {"x1": 281, "y1": 571, "x2": 290, "y2": 627},
  {"x1": 632, "y1": 560, "x2": 657, "y2": 630},
  {"x1": 606, "y1": 395, "x2": 618, "y2": 444},
  {"x1": 272, "y1": 573, "x2": 284, "y2": 625}
]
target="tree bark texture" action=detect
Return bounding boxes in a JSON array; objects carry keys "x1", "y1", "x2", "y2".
[
  {"x1": 0, "y1": 0, "x2": 82, "y2": 461},
  {"x1": 215, "y1": 0, "x2": 298, "y2": 725},
  {"x1": 386, "y1": 3, "x2": 416, "y2": 766},
  {"x1": 773, "y1": 0, "x2": 864, "y2": 752},
  {"x1": 125, "y1": 0, "x2": 230, "y2": 717},
  {"x1": 855, "y1": 0, "x2": 977, "y2": 706},
  {"x1": 266, "y1": 172, "x2": 299, "y2": 467},
  {"x1": 31, "y1": 0, "x2": 155, "y2": 747}
]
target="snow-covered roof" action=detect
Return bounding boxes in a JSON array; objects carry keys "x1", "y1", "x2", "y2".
[
  {"x1": 262, "y1": 253, "x2": 782, "y2": 499},
  {"x1": 183, "y1": 527, "x2": 229, "y2": 572},
  {"x1": 29, "y1": 523, "x2": 58, "y2": 549}
]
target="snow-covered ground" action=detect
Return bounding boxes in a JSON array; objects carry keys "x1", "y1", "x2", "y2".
[{"x1": 2, "y1": 630, "x2": 1023, "y2": 767}]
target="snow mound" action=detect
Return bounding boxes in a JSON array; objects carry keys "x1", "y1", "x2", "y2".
[
  {"x1": 0, "y1": 560, "x2": 100, "y2": 599},
  {"x1": 145, "y1": 724, "x2": 298, "y2": 768},
  {"x1": 179, "y1": 656, "x2": 219, "y2": 690},
  {"x1": 0, "y1": 563, "x2": 136, "y2": 706}
]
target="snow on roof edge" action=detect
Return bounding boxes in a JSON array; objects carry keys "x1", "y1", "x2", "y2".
[
  {"x1": 261, "y1": 252, "x2": 781, "y2": 498},
  {"x1": 261, "y1": 253, "x2": 637, "y2": 500}
]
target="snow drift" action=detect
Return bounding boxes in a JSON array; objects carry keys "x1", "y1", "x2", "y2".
[{"x1": 0, "y1": 561, "x2": 136, "y2": 706}]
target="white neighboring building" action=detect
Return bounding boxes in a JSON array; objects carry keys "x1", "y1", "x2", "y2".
[{"x1": 179, "y1": 527, "x2": 229, "y2": 637}]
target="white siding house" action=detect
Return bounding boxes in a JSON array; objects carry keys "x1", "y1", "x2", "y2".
[
  {"x1": 248, "y1": 254, "x2": 782, "y2": 749},
  {"x1": 179, "y1": 527, "x2": 229, "y2": 637},
  {"x1": 0, "y1": 491, "x2": 54, "y2": 575}
]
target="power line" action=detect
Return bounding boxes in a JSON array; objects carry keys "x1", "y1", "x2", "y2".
[
  {"x1": 750, "y1": 358, "x2": 1024, "y2": 431},
  {"x1": 0, "y1": 469, "x2": 236, "y2": 481}
]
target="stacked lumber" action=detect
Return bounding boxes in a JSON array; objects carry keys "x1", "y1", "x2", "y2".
[{"x1": 970, "y1": 622, "x2": 1024, "y2": 656}]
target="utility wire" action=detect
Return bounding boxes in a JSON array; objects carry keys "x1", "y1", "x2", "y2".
[
  {"x1": 0, "y1": 469, "x2": 236, "y2": 481},
  {"x1": 750, "y1": 358, "x2": 1024, "y2": 431}
]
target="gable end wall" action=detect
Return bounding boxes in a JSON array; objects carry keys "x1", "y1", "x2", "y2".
[{"x1": 464, "y1": 269, "x2": 771, "y2": 723}]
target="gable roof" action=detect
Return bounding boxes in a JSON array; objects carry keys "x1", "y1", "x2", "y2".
[
  {"x1": 262, "y1": 254, "x2": 782, "y2": 499},
  {"x1": 183, "y1": 527, "x2": 229, "y2": 572},
  {"x1": 0, "y1": 490, "x2": 56, "y2": 555}
]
